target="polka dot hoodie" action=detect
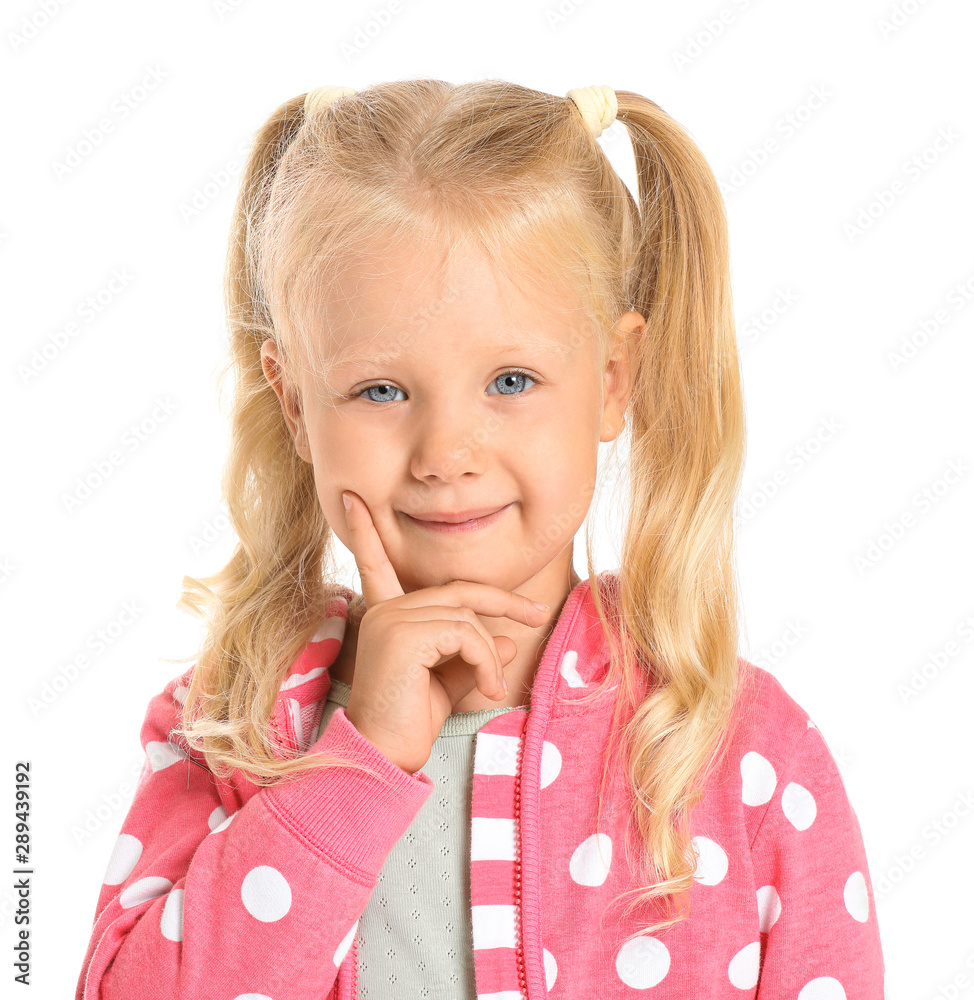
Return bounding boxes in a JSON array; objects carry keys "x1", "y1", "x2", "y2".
[{"x1": 75, "y1": 571, "x2": 886, "y2": 999}]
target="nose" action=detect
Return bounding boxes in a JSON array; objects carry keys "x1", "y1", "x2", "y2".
[{"x1": 408, "y1": 401, "x2": 501, "y2": 482}]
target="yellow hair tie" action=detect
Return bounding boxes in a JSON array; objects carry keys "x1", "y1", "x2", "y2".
[
  {"x1": 565, "y1": 85, "x2": 618, "y2": 138},
  {"x1": 303, "y1": 85, "x2": 358, "y2": 117}
]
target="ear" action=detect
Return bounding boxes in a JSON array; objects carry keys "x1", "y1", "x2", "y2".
[
  {"x1": 599, "y1": 312, "x2": 643, "y2": 443},
  {"x1": 260, "y1": 339, "x2": 313, "y2": 463}
]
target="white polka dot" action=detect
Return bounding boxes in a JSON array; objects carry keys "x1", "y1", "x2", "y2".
[
  {"x1": 172, "y1": 685, "x2": 189, "y2": 705},
  {"x1": 691, "y1": 836, "x2": 728, "y2": 885},
  {"x1": 559, "y1": 649, "x2": 586, "y2": 688},
  {"x1": 844, "y1": 871, "x2": 869, "y2": 922},
  {"x1": 471, "y1": 817, "x2": 516, "y2": 861},
  {"x1": 781, "y1": 782, "x2": 817, "y2": 831},
  {"x1": 241, "y1": 865, "x2": 292, "y2": 922},
  {"x1": 540, "y1": 741, "x2": 562, "y2": 789},
  {"x1": 740, "y1": 751, "x2": 777, "y2": 806},
  {"x1": 232, "y1": 995, "x2": 273, "y2": 1000},
  {"x1": 333, "y1": 919, "x2": 358, "y2": 966},
  {"x1": 146, "y1": 740, "x2": 184, "y2": 771},
  {"x1": 543, "y1": 947, "x2": 558, "y2": 990},
  {"x1": 798, "y1": 977, "x2": 847, "y2": 1000},
  {"x1": 209, "y1": 811, "x2": 236, "y2": 835},
  {"x1": 728, "y1": 941, "x2": 760, "y2": 988},
  {"x1": 120, "y1": 876, "x2": 173, "y2": 908},
  {"x1": 616, "y1": 935, "x2": 670, "y2": 989},
  {"x1": 160, "y1": 889, "x2": 184, "y2": 941},
  {"x1": 104, "y1": 833, "x2": 143, "y2": 885},
  {"x1": 569, "y1": 833, "x2": 613, "y2": 886},
  {"x1": 208, "y1": 805, "x2": 228, "y2": 830},
  {"x1": 756, "y1": 885, "x2": 782, "y2": 933}
]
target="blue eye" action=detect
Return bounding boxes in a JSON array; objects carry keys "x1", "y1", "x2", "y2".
[
  {"x1": 353, "y1": 369, "x2": 540, "y2": 404},
  {"x1": 487, "y1": 370, "x2": 538, "y2": 396},
  {"x1": 357, "y1": 384, "x2": 404, "y2": 404}
]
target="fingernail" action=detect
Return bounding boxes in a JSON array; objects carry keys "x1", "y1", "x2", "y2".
[
  {"x1": 342, "y1": 493, "x2": 352, "y2": 511},
  {"x1": 532, "y1": 601, "x2": 550, "y2": 611}
]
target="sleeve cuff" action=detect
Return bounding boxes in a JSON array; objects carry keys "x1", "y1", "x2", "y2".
[{"x1": 260, "y1": 707, "x2": 434, "y2": 878}]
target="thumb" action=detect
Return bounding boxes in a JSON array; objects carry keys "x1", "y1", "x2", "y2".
[{"x1": 494, "y1": 635, "x2": 517, "y2": 666}]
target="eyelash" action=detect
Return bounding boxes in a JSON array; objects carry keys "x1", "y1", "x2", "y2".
[{"x1": 348, "y1": 368, "x2": 543, "y2": 404}]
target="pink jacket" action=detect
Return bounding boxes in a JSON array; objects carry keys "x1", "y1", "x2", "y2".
[{"x1": 76, "y1": 571, "x2": 886, "y2": 998}]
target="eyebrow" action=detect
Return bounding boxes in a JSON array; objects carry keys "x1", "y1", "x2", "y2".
[{"x1": 326, "y1": 338, "x2": 569, "y2": 369}]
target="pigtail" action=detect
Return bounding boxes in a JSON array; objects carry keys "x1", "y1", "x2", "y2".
[
  {"x1": 584, "y1": 92, "x2": 749, "y2": 940},
  {"x1": 166, "y1": 94, "x2": 394, "y2": 788}
]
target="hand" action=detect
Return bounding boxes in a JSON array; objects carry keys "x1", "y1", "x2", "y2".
[{"x1": 338, "y1": 491, "x2": 550, "y2": 774}]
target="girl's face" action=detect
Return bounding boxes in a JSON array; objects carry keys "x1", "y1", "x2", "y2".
[{"x1": 262, "y1": 240, "x2": 642, "y2": 598}]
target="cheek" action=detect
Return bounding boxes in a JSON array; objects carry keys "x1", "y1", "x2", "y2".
[
  {"x1": 303, "y1": 419, "x2": 400, "y2": 542},
  {"x1": 518, "y1": 441, "x2": 597, "y2": 524},
  {"x1": 305, "y1": 414, "x2": 375, "y2": 484},
  {"x1": 301, "y1": 423, "x2": 356, "y2": 526}
]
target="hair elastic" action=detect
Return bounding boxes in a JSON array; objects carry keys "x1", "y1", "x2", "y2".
[
  {"x1": 565, "y1": 85, "x2": 618, "y2": 138},
  {"x1": 303, "y1": 85, "x2": 358, "y2": 117}
]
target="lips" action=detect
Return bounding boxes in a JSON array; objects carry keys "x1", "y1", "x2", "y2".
[
  {"x1": 403, "y1": 503, "x2": 514, "y2": 534},
  {"x1": 405, "y1": 506, "x2": 507, "y2": 524}
]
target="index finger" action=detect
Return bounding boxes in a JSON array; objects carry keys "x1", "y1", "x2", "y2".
[{"x1": 341, "y1": 491, "x2": 405, "y2": 609}]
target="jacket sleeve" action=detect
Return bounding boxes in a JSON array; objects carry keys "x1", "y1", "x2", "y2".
[
  {"x1": 751, "y1": 722, "x2": 886, "y2": 997},
  {"x1": 76, "y1": 670, "x2": 434, "y2": 1000}
]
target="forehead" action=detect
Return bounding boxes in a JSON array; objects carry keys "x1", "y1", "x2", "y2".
[
  {"x1": 313, "y1": 241, "x2": 593, "y2": 369},
  {"x1": 325, "y1": 333, "x2": 572, "y2": 370}
]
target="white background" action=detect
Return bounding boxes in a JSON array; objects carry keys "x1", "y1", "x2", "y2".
[{"x1": 3, "y1": 0, "x2": 972, "y2": 996}]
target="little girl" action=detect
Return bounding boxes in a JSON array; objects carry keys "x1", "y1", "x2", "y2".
[{"x1": 76, "y1": 80, "x2": 886, "y2": 999}]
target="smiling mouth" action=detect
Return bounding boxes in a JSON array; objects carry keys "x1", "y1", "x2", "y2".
[
  {"x1": 403, "y1": 503, "x2": 513, "y2": 534},
  {"x1": 406, "y1": 505, "x2": 507, "y2": 523}
]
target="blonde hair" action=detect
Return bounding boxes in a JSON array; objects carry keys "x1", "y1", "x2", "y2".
[{"x1": 168, "y1": 78, "x2": 748, "y2": 943}]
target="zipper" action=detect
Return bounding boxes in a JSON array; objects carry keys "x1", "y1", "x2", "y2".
[
  {"x1": 351, "y1": 934, "x2": 359, "y2": 998},
  {"x1": 513, "y1": 730, "x2": 528, "y2": 997},
  {"x1": 336, "y1": 933, "x2": 359, "y2": 999}
]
